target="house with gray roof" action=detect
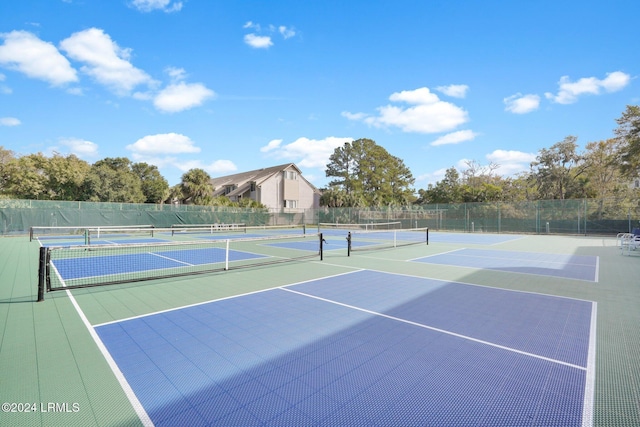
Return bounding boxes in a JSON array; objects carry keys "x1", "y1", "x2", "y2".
[{"x1": 210, "y1": 163, "x2": 320, "y2": 211}]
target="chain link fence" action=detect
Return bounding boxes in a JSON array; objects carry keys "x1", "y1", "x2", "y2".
[{"x1": 1, "y1": 198, "x2": 639, "y2": 236}]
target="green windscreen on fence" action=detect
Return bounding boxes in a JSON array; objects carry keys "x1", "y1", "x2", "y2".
[{"x1": 3, "y1": 197, "x2": 639, "y2": 236}]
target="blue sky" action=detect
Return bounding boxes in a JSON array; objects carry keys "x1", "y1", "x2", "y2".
[{"x1": 1, "y1": 0, "x2": 638, "y2": 189}]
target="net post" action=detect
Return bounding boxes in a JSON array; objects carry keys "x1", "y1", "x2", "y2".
[
  {"x1": 319, "y1": 233, "x2": 324, "y2": 261},
  {"x1": 29, "y1": 227, "x2": 34, "y2": 242},
  {"x1": 225, "y1": 239, "x2": 230, "y2": 270},
  {"x1": 426, "y1": 227, "x2": 429, "y2": 245},
  {"x1": 347, "y1": 232, "x2": 352, "y2": 257},
  {"x1": 84, "y1": 229, "x2": 89, "y2": 245},
  {"x1": 37, "y1": 246, "x2": 47, "y2": 302}
]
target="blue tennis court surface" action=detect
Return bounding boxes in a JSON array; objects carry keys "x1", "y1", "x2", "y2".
[
  {"x1": 53, "y1": 247, "x2": 267, "y2": 281},
  {"x1": 94, "y1": 270, "x2": 595, "y2": 426},
  {"x1": 414, "y1": 248, "x2": 599, "y2": 282}
]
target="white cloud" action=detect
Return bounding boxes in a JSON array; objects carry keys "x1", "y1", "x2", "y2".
[
  {"x1": 153, "y1": 82, "x2": 215, "y2": 113},
  {"x1": 0, "y1": 30, "x2": 77, "y2": 86},
  {"x1": 341, "y1": 111, "x2": 367, "y2": 121},
  {"x1": 278, "y1": 26, "x2": 296, "y2": 39},
  {"x1": 435, "y1": 84, "x2": 469, "y2": 98},
  {"x1": 260, "y1": 139, "x2": 283, "y2": 153},
  {"x1": 165, "y1": 66, "x2": 186, "y2": 82},
  {"x1": 545, "y1": 71, "x2": 631, "y2": 104},
  {"x1": 126, "y1": 133, "x2": 201, "y2": 155},
  {"x1": 389, "y1": 87, "x2": 440, "y2": 104},
  {"x1": 243, "y1": 22, "x2": 296, "y2": 48},
  {"x1": 0, "y1": 117, "x2": 20, "y2": 126},
  {"x1": 126, "y1": 133, "x2": 234, "y2": 175},
  {"x1": 244, "y1": 34, "x2": 273, "y2": 49},
  {"x1": 131, "y1": 0, "x2": 183, "y2": 13},
  {"x1": 60, "y1": 28, "x2": 153, "y2": 95},
  {"x1": 262, "y1": 136, "x2": 353, "y2": 169},
  {"x1": 416, "y1": 168, "x2": 449, "y2": 185},
  {"x1": 0, "y1": 72, "x2": 9, "y2": 94},
  {"x1": 430, "y1": 130, "x2": 478, "y2": 146},
  {"x1": 504, "y1": 93, "x2": 540, "y2": 114},
  {"x1": 599, "y1": 71, "x2": 630, "y2": 91},
  {"x1": 486, "y1": 149, "x2": 536, "y2": 176},
  {"x1": 176, "y1": 159, "x2": 237, "y2": 175},
  {"x1": 346, "y1": 87, "x2": 468, "y2": 134},
  {"x1": 58, "y1": 137, "x2": 99, "y2": 158}
]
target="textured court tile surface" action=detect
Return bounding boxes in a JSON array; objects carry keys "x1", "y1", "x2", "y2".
[{"x1": 96, "y1": 271, "x2": 592, "y2": 426}]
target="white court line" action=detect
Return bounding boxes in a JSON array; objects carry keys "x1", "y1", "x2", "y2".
[
  {"x1": 149, "y1": 251, "x2": 194, "y2": 266},
  {"x1": 407, "y1": 247, "x2": 466, "y2": 262},
  {"x1": 44, "y1": 249, "x2": 153, "y2": 426},
  {"x1": 427, "y1": 248, "x2": 598, "y2": 267},
  {"x1": 63, "y1": 289, "x2": 154, "y2": 427},
  {"x1": 281, "y1": 286, "x2": 587, "y2": 372},
  {"x1": 93, "y1": 269, "x2": 365, "y2": 327},
  {"x1": 582, "y1": 302, "x2": 598, "y2": 427},
  {"x1": 411, "y1": 249, "x2": 598, "y2": 283}
]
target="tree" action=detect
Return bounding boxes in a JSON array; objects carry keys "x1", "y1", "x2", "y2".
[
  {"x1": 582, "y1": 138, "x2": 636, "y2": 219},
  {"x1": 131, "y1": 162, "x2": 169, "y2": 203},
  {"x1": 5, "y1": 153, "x2": 49, "y2": 199},
  {"x1": 615, "y1": 105, "x2": 640, "y2": 178},
  {"x1": 460, "y1": 160, "x2": 501, "y2": 202},
  {"x1": 530, "y1": 136, "x2": 586, "y2": 199},
  {"x1": 83, "y1": 157, "x2": 145, "y2": 203},
  {"x1": 180, "y1": 168, "x2": 213, "y2": 205},
  {"x1": 415, "y1": 167, "x2": 462, "y2": 204},
  {"x1": 0, "y1": 146, "x2": 15, "y2": 195},
  {"x1": 583, "y1": 139, "x2": 626, "y2": 199},
  {"x1": 325, "y1": 138, "x2": 415, "y2": 207},
  {"x1": 167, "y1": 184, "x2": 183, "y2": 205},
  {"x1": 45, "y1": 153, "x2": 91, "y2": 200},
  {"x1": 319, "y1": 186, "x2": 367, "y2": 208},
  {"x1": 326, "y1": 142, "x2": 357, "y2": 195}
]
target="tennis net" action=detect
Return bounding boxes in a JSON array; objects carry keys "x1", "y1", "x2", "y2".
[
  {"x1": 346, "y1": 227, "x2": 429, "y2": 255},
  {"x1": 318, "y1": 221, "x2": 401, "y2": 234},
  {"x1": 30, "y1": 225, "x2": 154, "y2": 242},
  {"x1": 170, "y1": 224, "x2": 305, "y2": 237},
  {"x1": 37, "y1": 232, "x2": 324, "y2": 300}
]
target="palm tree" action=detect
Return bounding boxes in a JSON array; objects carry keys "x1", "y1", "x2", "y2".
[{"x1": 180, "y1": 168, "x2": 213, "y2": 205}]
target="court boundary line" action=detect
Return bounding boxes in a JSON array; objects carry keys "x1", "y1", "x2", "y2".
[
  {"x1": 404, "y1": 247, "x2": 599, "y2": 283},
  {"x1": 93, "y1": 269, "x2": 364, "y2": 327},
  {"x1": 149, "y1": 251, "x2": 195, "y2": 266},
  {"x1": 89, "y1": 266, "x2": 597, "y2": 425},
  {"x1": 407, "y1": 247, "x2": 466, "y2": 262},
  {"x1": 412, "y1": 258, "x2": 599, "y2": 283},
  {"x1": 425, "y1": 247, "x2": 599, "y2": 267},
  {"x1": 426, "y1": 232, "x2": 528, "y2": 246},
  {"x1": 344, "y1": 266, "x2": 598, "y2": 305},
  {"x1": 582, "y1": 301, "x2": 598, "y2": 427},
  {"x1": 92, "y1": 263, "x2": 597, "y2": 329},
  {"x1": 280, "y1": 285, "x2": 587, "y2": 371},
  {"x1": 41, "y1": 246, "x2": 155, "y2": 427}
]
